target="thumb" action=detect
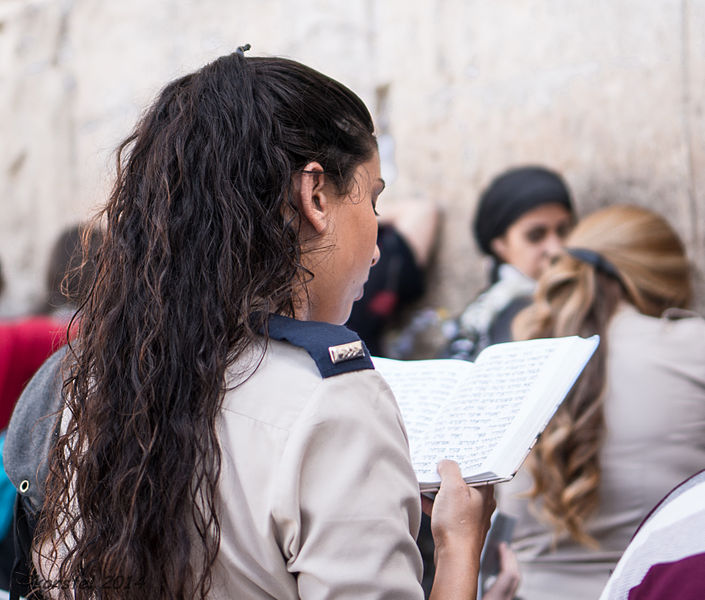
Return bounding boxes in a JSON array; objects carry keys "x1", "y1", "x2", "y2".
[{"x1": 437, "y1": 459, "x2": 464, "y2": 485}]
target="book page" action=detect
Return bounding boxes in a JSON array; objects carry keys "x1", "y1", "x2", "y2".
[
  {"x1": 373, "y1": 336, "x2": 598, "y2": 488},
  {"x1": 482, "y1": 335, "x2": 598, "y2": 476},
  {"x1": 371, "y1": 357, "x2": 470, "y2": 453},
  {"x1": 420, "y1": 340, "x2": 559, "y2": 481}
]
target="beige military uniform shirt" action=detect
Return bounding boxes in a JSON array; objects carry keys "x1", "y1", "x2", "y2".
[{"x1": 207, "y1": 317, "x2": 424, "y2": 599}]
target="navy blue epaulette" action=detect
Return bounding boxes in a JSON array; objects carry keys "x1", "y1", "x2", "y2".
[{"x1": 266, "y1": 314, "x2": 374, "y2": 378}]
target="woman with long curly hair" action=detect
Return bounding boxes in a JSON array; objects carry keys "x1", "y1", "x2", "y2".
[
  {"x1": 498, "y1": 204, "x2": 705, "y2": 600},
  {"x1": 11, "y1": 49, "x2": 499, "y2": 600}
]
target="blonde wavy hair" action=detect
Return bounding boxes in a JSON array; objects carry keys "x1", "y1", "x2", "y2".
[{"x1": 513, "y1": 204, "x2": 692, "y2": 546}]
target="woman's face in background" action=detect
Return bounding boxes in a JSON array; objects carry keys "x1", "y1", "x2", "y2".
[{"x1": 490, "y1": 203, "x2": 574, "y2": 280}]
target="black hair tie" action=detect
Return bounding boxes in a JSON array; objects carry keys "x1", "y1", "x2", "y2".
[
  {"x1": 566, "y1": 247, "x2": 622, "y2": 282},
  {"x1": 236, "y1": 44, "x2": 251, "y2": 56}
]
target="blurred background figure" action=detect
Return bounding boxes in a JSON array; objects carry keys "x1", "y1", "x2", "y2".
[
  {"x1": 0, "y1": 222, "x2": 102, "y2": 589},
  {"x1": 440, "y1": 165, "x2": 575, "y2": 361},
  {"x1": 0, "y1": 254, "x2": 65, "y2": 591},
  {"x1": 0, "y1": 223, "x2": 102, "y2": 430},
  {"x1": 0, "y1": 277, "x2": 65, "y2": 433},
  {"x1": 410, "y1": 166, "x2": 574, "y2": 594},
  {"x1": 34, "y1": 223, "x2": 103, "y2": 322},
  {"x1": 346, "y1": 201, "x2": 439, "y2": 356},
  {"x1": 499, "y1": 204, "x2": 705, "y2": 600}
]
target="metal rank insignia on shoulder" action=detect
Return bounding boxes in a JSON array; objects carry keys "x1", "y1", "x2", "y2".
[{"x1": 328, "y1": 340, "x2": 365, "y2": 364}]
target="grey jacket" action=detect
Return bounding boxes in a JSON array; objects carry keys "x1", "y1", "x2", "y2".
[{"x1": 4, "y1": 346, "x2": 66, "y2": 515}]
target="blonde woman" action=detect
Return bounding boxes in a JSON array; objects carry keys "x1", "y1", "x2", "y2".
[{"x1": 498, "y1": 204, "x2": 705, "y2": 600}]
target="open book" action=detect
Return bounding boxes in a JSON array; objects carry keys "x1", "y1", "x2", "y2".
[{"x1": 372, "y1": 335, "x2": 599, "y2": 491}]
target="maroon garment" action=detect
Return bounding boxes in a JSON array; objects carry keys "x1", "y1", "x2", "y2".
[
  {"x1": 0, "y1": 317, "x2": 69, "y2": 429},
  {"x1": 629, "y1": 553, "x2": 705, "y2": 600}
]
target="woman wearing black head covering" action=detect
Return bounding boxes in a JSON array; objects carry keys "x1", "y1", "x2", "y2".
[
  {"x1": 441, "y1": 166, "x2": 574, "y2": 362},
  {"x1": 417, "y1": 166, "x2": 574, "y2": 597}
]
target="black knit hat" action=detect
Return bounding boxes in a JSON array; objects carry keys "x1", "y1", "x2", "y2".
[{"x1": 473, "y1": 166, "x2": 574, "y2": 257}]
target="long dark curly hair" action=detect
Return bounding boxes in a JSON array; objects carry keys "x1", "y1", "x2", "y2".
[
  {"x1": 513, "y1": 204, "x2": 692, "y2": 547},
  {"x1": 35, "y1": 52, "x2": 376, "y2": 599}
]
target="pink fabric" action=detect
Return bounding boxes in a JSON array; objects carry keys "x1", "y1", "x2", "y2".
[{"x1": 0, "y1": 317, "x2": 69, "y2": 430}]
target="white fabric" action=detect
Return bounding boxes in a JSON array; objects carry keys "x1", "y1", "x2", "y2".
[
  {"x1": 458, "y1": 264, "x2": 535, "y2": 334},
  {"x1": 599, "y1": 472, "x2": 705, "y2": 599}
]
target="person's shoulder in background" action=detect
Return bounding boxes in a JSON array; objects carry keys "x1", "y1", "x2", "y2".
[
  {"x1": 609, "y1": 303, "x2": 705, "y2": 364},
  {"x1": 0, "y1": 316, "x2": 68, "y2": 430}
]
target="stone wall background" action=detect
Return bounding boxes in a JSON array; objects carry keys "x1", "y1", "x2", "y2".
[{"x1": 1, "y1": 0, "x2": 704, "y2": 320}]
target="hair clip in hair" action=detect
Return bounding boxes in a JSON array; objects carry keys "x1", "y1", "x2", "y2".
[{"x1": 236, "y1": 44, "x2": 251, "y2": 56}]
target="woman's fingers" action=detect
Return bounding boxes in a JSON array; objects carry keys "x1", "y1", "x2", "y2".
[
  {"x1": 483, "y1": 542, "x2": 521, "y2": 600},
  {"x1": 429, "y1": 460, "x2": 495, "y2": 552}
]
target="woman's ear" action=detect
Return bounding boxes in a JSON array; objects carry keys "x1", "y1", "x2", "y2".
[
  {"x1": 297, "y1": 161, "x2": 333, "y2": 234},
  {"x1": 490, "y1": 235, "x2": 509, "y2": 263}
]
